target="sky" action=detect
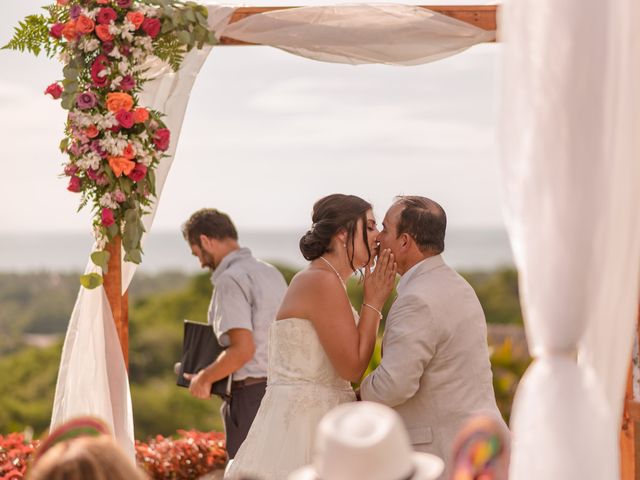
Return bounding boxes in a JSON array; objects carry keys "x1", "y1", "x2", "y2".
[{"x1": 0, "y1": 0, "x2": 504, "y2": 234}]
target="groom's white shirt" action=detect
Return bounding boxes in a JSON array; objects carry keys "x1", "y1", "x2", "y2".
[{"x1": 360, "y1": 254, "x2": 507, "y2": 478}]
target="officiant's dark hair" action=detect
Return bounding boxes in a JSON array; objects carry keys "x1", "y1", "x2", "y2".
[
  {"x1": 300, "y1": 194, "x2": 372, "y2": 271},
  {"x1": 182, "y1": 208, "x2": 238, "y2": 246},
  {"x1": 395, "y1": 196, "x2": 446, "y2": 254}
]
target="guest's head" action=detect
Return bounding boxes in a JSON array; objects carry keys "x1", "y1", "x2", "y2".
[
  {"x1": 377, "y1": 196, "x2": 446, "y2": 274},
  {"x1": 299, "y1": 194, "x2": 378, "y2": 271},
  {"x1": 182, "y1": 208, "x2": 240, "y2": 270},
  {"x1": 289, "y1": 402, "x2": 444, "y2": 480},
  {"x1": 450, "y1": 415, "x2": 510, "y2": 480},
  {"x1": 29, "y1": 417, "x2": 146, "y2": 480}
]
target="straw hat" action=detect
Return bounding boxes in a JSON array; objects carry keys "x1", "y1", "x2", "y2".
[{"x1": 289, "y1": 402, "x2": 444, "y2": 480}]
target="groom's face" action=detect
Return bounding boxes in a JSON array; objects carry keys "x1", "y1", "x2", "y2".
[{"x1": 377, "y1": 203, "x2": 404, "y2": 259}]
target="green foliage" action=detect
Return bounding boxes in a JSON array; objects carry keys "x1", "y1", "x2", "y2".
[
  {"x1": 0, "y1": 266, "x2": 527, "y2": 439},
  {"x1": 80, "y1": 272, "x2": 103, "y2": 289},
  {"x1": 2, "y1": 14, "x2": 57, "y2": 58}
]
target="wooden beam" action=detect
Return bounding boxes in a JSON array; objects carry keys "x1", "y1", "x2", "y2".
[
  {"x1": 104, "y1": 237, "x2": 129, "y2": 369},
  {"x1": 621, "y1": 307, "x2": 640, "y2": 480},
  {"x1": 219, "y1": 5, "x2": 497, "y2": 45}
]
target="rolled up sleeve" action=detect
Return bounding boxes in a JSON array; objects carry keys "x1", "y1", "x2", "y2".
[
  {"x1": 209, "y1": 275, "x2": 252, "y2": 347},
  {"x1": 360, "y1": 294, "x2": 437, "y2": 407}
]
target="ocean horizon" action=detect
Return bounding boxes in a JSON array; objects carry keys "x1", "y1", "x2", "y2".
[{"x1": 0, "y1": 228, "x2": 514, "y2": 273}]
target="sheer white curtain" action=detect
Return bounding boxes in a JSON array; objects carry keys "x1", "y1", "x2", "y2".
[
  {"x1": 51, "y1": 4, "x2": 494, "y2": 458},
  {"x1": 500, "y1": 0, "x2": 640, "y2": 478}
]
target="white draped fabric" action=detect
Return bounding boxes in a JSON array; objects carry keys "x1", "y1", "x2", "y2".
[
  {"x1": 51, "y1": 4, "x2": 492, "y2": 459},
  {"x1": 500, "y1": 0, "x2": 640, "y2": 478}
]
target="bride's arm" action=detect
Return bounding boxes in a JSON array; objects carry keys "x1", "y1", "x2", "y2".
[{"x1": 309, "y1": 250, "x2": 396, "y2": 383}]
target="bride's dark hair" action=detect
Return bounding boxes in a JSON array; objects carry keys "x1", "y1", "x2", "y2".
[{"x1": 299, "y1": 194, "x2": 373, "y2": 271}]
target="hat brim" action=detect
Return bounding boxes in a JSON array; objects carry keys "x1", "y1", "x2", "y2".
[{"x1": 288, "y1": 453, "x2": 444, "y2": 480}]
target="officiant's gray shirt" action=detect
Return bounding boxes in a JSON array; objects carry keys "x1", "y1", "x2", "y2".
[{"x1": 208, "y1": 247, "x2": 287, "y2": 381}]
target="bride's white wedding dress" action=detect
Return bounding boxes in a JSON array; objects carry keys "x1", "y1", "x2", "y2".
[{"x1": 225, "y1": 316, "x2": 357, "y2": 480}]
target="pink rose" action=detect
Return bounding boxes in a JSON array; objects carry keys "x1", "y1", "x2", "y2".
[
  {"x1": 127, "y1": 163, "x2": 147, "y2": 182},
  {"x1": 91, "y1": 55, "x2": 110, "y2": 88},
  {"x1": 119, "y1": 74, "x2": 135, "y2": 91},
  {"x1": 64, "y1": 164, "x2": 79, "y2": 176},
  {"x1": 50, "y1": 23, "x2": 64, "y2": 39},
  {"x1": 116, "y1": 109, "x2": 134, "y2": 129},
  {"x1": 87, "y1": 168, "x2": 101, "y2": 181},
  {"x1": 96, "y1": 174, "x2": 110, "y2": 186},
  {"x1": 101, "y1": 208, "x2": 115, "y2": 227},
  {"x1": 116, "y1": 0, "x2": 133, "y2": 9},
  {"x1": 90, "y1": 140, "x2": 108, "y2": 158},
  {"x1": 44, "y1": 83, "x2": 63, "y2": 99},
  {"x1": 113, "y1": 189, "x2": 126, "y2": 202},
  {"x1": 101, "y1": 40, "x2": 114, "y2": 53},
  {"x1": 97, "y1": 7, "x2": 118, "y2": 25},
  {"x1": 153, "y1": 128, "x2": 170, "y2": 151},
  {"x1": 141, "y1": 18, "x2": 161, "y2": 38},
  {"x1": 67, "y1": 176, "x2": 81, "y2": 193}
]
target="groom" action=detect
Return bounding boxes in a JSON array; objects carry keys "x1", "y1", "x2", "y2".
[{"x1": 360, "y1": 196, "x2": 507, "y2": 478}]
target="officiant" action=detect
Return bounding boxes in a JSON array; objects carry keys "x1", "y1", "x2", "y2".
[{"x1": 182, "y1": 208, "x2": 287, "y2": 458}]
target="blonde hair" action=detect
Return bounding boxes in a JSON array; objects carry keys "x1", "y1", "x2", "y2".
[{"x1": 28, "y1": 435, "x2": 146, "y2": 480}]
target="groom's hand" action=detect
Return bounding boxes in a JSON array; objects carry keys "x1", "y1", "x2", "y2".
[{"x1": 184, "y1": 370, "x2": 212, "y2": 399}]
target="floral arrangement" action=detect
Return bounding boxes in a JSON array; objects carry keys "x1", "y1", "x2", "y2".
[
  {"x1": 4, "y1": 0, "x2": 216, "y2": 288},
  {"x1": 1, "y1": 430, "x2": 225, "y2": 480},
  {"x1": 0, "y1": 433, "x2": 39, "y2": 480},
  {"x1": 135, "y1": 430, "x2": 227, "y2": 479}
]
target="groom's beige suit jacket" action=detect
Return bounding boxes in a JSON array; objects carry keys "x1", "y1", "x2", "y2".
[{"x1": 360, "y1": 254, "x2": 507, "y2": 478}]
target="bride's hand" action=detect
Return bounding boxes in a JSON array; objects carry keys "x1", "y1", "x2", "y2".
[{"x1": 363, "y1": 248, "x2": 397, "y2": 309}]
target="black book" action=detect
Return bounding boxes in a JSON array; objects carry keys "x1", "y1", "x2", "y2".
[{"x1": 176, "y1": 320, "x2": 229, "y2": 398}]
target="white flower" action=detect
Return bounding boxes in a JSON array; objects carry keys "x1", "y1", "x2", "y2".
[
  {"x1": 99, "y1": 193, "x2": 119, "y2": 209},
  {"x1": 112, "y1": 75, "x2": 123, "y2": 89},
  {"x1": 73, "y1": 112, "x2": 93, "y2": 128},
  {"x1": 81, "y1": 7, "x2": 97, "y2": 20},
  {"x1": 58, "y1": 51, "x2": 71, "y2": 64},
  {"x1": 118, "y1": 60, "x2": 131, "y2": 75},
  {"x1": 121, "y1": 29, "x2": 134, "y2": 42},
  {"x1": 138, "y1": 131, "x2": 149, "y2": 142},
  {"x1": 108, "y1": 24, "x2": 121, "y2": 35},
  {"x1": 97, "y1": 112, "x2": 118, "y2": 130},
  {"x1": 77, "y1": 151, "x2": 102, "y2": 171},
  {"x1": 93, "y1": 226, "x2": 108, "y2": 250},
  {"x1": 85, "y1": 38, "x2": 100, "y2": 52},
  {"x1": 109, "y1": 46, "x2": 123, "y2": 60},
  {"x1": 137, "y1": 5, "x2": 159, "y2": 17},
  {"x1": 137, "y1": 150, "x2": 153, "y2": 167}
]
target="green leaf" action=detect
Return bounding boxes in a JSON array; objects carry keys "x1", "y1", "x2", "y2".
[
  {"x1": 161, "y1": 20, "x2": 175, "y2": 34},
  {"x1": 195, "y1": 11, "x2": 208, "y2": 27},
  {"x1": 124, "y1": 248, "x2": 142, "y2": 264},
  {"x1": 207, "y1": 30, "x2": 218, "y2": 45},
  {"x1": 63, "y1": 66, "x2": 79, "y2": 80},
  {"x1": 61, "y1": 93, "x2": 75, "y2": 110},
  {"x1": 107, "y1": 223, "x2": 119, "y2": 239},
  {"x1": 90, "y1": 250, "x2": 111, "y2": 273},
  {"x1": 80, "y1": 273, "x2": 104, "y2": 289},
  {"x1": 184, "y1": 8, "x2": 196, "y2": 23},
  {"x1": 2, "y1": 14, "x2": 54, "y2": 58},
  {"x1": 59, "y1": 138, "x2": 69, "y2": 153},
  {"x1": 176, "y1": 30, "x2": 191, "y2": 45}
]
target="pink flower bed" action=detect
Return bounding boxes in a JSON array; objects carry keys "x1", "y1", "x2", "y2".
[{"x1": 0, "y1": 430, "x2": 226, "y2": 480}]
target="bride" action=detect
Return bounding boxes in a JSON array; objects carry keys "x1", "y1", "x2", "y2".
[{"x1": 226, "y1": 194, "x2": 396, "y2": 480}]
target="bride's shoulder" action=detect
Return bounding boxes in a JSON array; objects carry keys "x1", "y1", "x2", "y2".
[{"x1": 290, "y1": 268, "x2": 344, "y2": 294}]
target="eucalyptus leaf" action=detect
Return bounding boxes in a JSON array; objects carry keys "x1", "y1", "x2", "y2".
[
  {"x1": 184, "y1": 8, "x2": 196, "y2": 23},
  {"x1": 161, "y1": 20, "x2": 175, "y2": 34},
  {"x1": 207, "y1": 30, "x2": 218, "y2": 45},
  {"x1": 195, "y1": 11, "x2": 208, "y2": 27},
  {"x1": 124, "y1": 248, "x2": 142, "y2": 264},
  {"x1": 176, "y1": 30, "x2": 191, "y2": 45},
  {"x1": 107, "y1": 223, "x2": 119, "y2": 238},
  {"x1": 63, "y1": 66, "x2": 79, "y2": 80},
  {"x1": 59, "y1": 138, "x2": 69, "y2": 153},
  {"x1": 90, "y1": 250, "x2": 111, "y2": 273},
  {"x1": 61, "y1": 93, "x2": 75, "y2": 110},
  {"x1": 80, "y1": 273, "x2": 103, "y2": 289}
]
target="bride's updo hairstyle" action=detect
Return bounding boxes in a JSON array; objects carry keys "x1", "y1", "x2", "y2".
[{"x1": 300, "y1": 194, "x2": 373, "y2": 271}]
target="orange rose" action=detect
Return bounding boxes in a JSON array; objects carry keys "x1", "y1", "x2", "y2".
[
  {"x1": 57, "y1": 0, "x2": 70, "y2": 5},
  {"x1": 106, "y1": 92, "x2": 134, "y2": 113},
  {"x1": 85, "y1": 125, "x2": 100, "y2": 138},
  {"x1": 75, "y1": 15, "x2": 95, "y2": 35},
  {"x1": 97, "y1": 0, "x2": 110, "y2": 3},
  {"x1": 126, "y1": 12, "x2": 145, "y2": 30},
  {"x1": 132, "y1": 107, "x2": 149, "y2": 124},
  {"x1": 122, "y1": 144, "x2": 136, "y2": 159},
  {"x1": 61, "y1": 20, "x2": 77, "y2": 41},
  {"x1": 108, "y1": 156, "x2": 135, "y2": 177},
  {"x1": 95, "y1": 24, "x2": 114, "y2": 42}
]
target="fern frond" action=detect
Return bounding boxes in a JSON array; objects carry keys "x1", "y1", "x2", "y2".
[
  {"x1": 154, "y1": 34, "x2": 187, "y2": 71},
  {"x1": 2, "y1": 14, "x2": 56, "y2": 58}
]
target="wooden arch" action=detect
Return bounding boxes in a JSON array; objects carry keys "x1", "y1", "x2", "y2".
[{"x1": 102, "y1": 6, "x2": 639, "y2": 478}]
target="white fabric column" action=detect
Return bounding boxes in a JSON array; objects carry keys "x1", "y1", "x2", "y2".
[{"x1": 500, "y1": 0, "x2": 640, "y2": 478}]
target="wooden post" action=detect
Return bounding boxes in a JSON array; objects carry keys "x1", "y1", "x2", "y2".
[
  {"x1": 104, "y1": 237, "x2": 129, "y2": 368},
  {"x1": 621, "y1": 307, "x2": 640, "y2": 480}
]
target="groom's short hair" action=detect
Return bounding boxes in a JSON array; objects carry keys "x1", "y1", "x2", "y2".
[
  {"x1": 182, "y1": 208, "x2": 238, "y2": 246},
  {"x1": 395, "y1": 196, "x2": 446, "y2": 254}
]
